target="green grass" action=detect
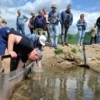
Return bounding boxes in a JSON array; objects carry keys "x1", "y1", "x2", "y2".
[
  {"x1": 58, "y1": 31, "x2": 91, "y2": 44},
  {"x1": 55, "y1": 48, "x2": 63, "y2": 55},
  {"x1": 71, "y1": 48, "x2": 77, "y2": 53}
]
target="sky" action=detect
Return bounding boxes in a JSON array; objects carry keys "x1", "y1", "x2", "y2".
[{"x1": 0, "y1": 0, "x2": 100, "y2": 34}]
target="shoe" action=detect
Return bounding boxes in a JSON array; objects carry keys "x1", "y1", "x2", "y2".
[
  {"x1": 62, "y1": 43, "x2": 65, "y2": 46},
  {"x1": 65, "y1": 43, "x2": 69, "y2": 46}
]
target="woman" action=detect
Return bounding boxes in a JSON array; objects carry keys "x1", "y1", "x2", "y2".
[
  {"x1": 76, "y1": 14, "x2": 87, "y2": 45},
  {"x1": 28, "y1": 11, "x2": 35, "y2": 34}
]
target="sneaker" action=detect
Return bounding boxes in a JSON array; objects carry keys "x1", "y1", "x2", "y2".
[{"x1": 65, "y1": 43, "x2": 69, "y2": 46}]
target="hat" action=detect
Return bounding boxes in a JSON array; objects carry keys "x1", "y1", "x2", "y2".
[
  {"x1": 51, "y1": 4, "x2": 57, "y2": 8},
  {"x1": 39, "y1": 35, "x2": 46, "y2": 46}
]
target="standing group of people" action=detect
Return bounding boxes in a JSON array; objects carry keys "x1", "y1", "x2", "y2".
[{"x1": 1, "y1": 4, "x2": 100, "y2": 73}]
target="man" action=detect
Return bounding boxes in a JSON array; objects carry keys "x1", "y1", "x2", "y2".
[
  {"x1": 0, "y1": 27, "x2": 41, "y2": 72},
  {"x1": 96, "y1": 16, "x2": 100, "y2": 43},
  {"x1": 34, "y1": 10, "x2": 46, "y2": 35},
  {"x1": 48, "y1": 4, "x2": 60, "y2": 49},
  {"x1": 61, "y1": 5, "x2": 73, "y2": 46},
  {"x1": 16, "y1": 10, "x2": 28, "y2": 34}
]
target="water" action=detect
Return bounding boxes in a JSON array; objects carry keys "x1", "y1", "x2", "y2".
[{"x1": 11, "y1": 67, "x2": 100, "y2": 100}]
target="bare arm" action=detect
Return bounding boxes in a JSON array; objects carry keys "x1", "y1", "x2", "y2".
[{"x1": 8, "y1": 34, "x2": 22, "y2": 58}]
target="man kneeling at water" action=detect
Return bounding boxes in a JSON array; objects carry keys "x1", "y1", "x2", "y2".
[{"x1": 0, "y1": 27, "x2": 46, "y2": 72}]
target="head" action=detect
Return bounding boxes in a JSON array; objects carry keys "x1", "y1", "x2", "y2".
[
  {"x1": 51, "y1": 4, "x2": 57, "y2": 12},
  {"x1": 17, "y1": 10, "x2": 21, "y2": 16},
  {"x1": 38, "y1": 35, "x2": 46, "y2": 46},
  {"x1": 80, "y1": 14, "x2": 84, "y2": 19},
  {"x1": 31, "y1": 11, "x2": 35, "y2": 17},
  {"x1": 43, "y1": 8, "x2": 47, "y2": 14},
  {"x1": 66, "y1": 4, "x2": 71, "y2": 12},
  {"x1": 38, "y1": 10, "x2": 43, "y2": 16},
  {"x1": 28, "y1": 49, "x2": 38, "y2": 61}
]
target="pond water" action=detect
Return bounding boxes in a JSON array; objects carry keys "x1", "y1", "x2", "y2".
[{"x1": 11, "y1": 67, "x2": 100, "y2": 100}]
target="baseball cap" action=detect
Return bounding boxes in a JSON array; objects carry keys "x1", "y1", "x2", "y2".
[
  {"x1": 39, "y1": 35, "x2": 46, "y2": 46},
  {"x1": 51, "y1": 4, "x2": 57, "y2": 8}
]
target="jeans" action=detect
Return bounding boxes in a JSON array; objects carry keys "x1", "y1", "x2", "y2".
[
  {"x1": 49, "y1": 24, "x2": 59, "y2": 47},
  {"x1": 78, "y1": 30, "x2": 85, "y2": 44},
  {"x1": 61, "y1": 25, "x2": 69, "y2": 44},
  {"x1": 97, "y1": 28, "x2": 100, "y2": 43},
  {"x1": 17, "y1": 24, "x2": 25, "y2": 34}
]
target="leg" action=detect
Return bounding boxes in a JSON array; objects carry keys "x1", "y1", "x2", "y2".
[
  {"x1": 97, "y1": 28, "x2": 100, "y2": 43},
  {"x1": 81, "y1": 30, "x2": 85, "y2": 45},
  {"x1": 46, "y1": 23, "x2": 50, "y2": 42},
  {"x1": 54, "y1": 25, "x2": 59, "y2": 48},
  {"x1": 95, "y1": 35, "x2": 97, "y2": 44},
  {"x1": 65, "y1": 26, "x2": 69, "y2": 45},
  {"x1": 17, "y1": 25, "x2": 20, "y2": 32},
  {"x1": 90, "y1": 37, "x2": 93, "y2": 44},
  {"x1": 78, "y1": 30, "x2": 82, "y2": 45},
  {"x1": 50, "y1": 24, "x2": 54, "y2": 48},
  {"x1": 20, "y1": 25, "x2": 25, "y2": 35},
  {"x1": 61, "y1": 24, "x2": 65, "y2": 45}
]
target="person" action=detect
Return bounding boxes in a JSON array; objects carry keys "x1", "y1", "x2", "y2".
[
  {"x1": 0, "y1": 27, "x2": 41, "y2": 72},
  {"x1": 90, "y1": 24, "x2": 97, "y2": 44},
  {"x1": 0, "y1": 11, "x2": 7, "y2": 28},
  {"x1": 48, "y1": 4, "x2": 60, "y2": 49},
  {"x1": 96, "y1": 16, "x2": 100, "y2": 43},
  {"x1": 76, "y1": 14, "x2": 87, "y2": 46},
  {"x1": 60, "y1": 4, "x2": 73, "y2": 46},
  {"x1": 34, "y1": 10, "x2": 46, "y2": 35},
  {"x1": 43, "y1": 8, "x2": 50, "y2": 42},
  {"x1": 28, "y1": 11, "x2": 35, "y2": 34},
  {"x1": 16, "y1": 10, "x2": 28, "y2": 34},
  {"x1": 26, "y1": 34, "x2": 46, "y2": 69}
]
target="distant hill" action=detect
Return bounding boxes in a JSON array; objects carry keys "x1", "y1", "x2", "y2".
[{"x1": 58, "y1": 32, "x2": 91, "y2": 44}]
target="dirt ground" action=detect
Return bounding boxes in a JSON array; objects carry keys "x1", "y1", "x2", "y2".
[{"x1": 2, "y1": 44, "x2": 100, "y2": 73}]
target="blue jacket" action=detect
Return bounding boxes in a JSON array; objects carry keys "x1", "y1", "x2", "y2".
[
  {"x1": 48, "y1": 11, "x2": 60, "y2": 25},
  {"x1": 26, "y1": 34, "x2": 42, "y2": 51},
  {"x1": 16, "y1": 15, "x2": 28, "y2": 26},
  {"x1": 60, "y1": 10, "x2": 73, "y2": 26},
  {"x1": 76, "y1": 19, "x2": 87, "y2": 30}
]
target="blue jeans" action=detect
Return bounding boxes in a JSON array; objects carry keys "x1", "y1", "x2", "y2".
[
  {"x1": 49, "y1": 24, "x2": 59, "y2": 47},
  {"x1": 17, "y1": 24, "x2": 25, "y2": 34},
  {"x1": 97, "y1": 28, "x2": 100, "y2": 43},
  {"x1": 78, "y1": 30, "x2": 85, "y2": 44}
]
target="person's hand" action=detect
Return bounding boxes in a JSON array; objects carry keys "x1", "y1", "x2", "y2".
[
  {"x1": 9, "y1": 51, "x2": 17, "y2": 58},
  {"x1": 55, "y1": 17, "x2": 59, "y2": 20},
  {"x1": 43, "y1": 31, "x2": 46, "y2": 34}
]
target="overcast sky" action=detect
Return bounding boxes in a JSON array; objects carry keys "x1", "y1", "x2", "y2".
[{"x1": 0, "y1": 0, "x2": 100, "y2": 34}]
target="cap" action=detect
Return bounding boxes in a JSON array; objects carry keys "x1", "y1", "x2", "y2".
[
  {"x1": 39, "y1": 35, "x2": 46, "y2": 46},
  {"x1": 51, "y1": 4, "x2": 57, "y2": 8}
]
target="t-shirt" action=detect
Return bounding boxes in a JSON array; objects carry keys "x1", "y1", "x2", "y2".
[
  {"x1": 0, "y1": 27, "x2": 10, "y2": 55},
  {"x1": 9, "y1": 29, "x2": 34, "y2": 63}
]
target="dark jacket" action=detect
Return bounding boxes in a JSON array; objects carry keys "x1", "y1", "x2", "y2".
[
  {"x1": 60, "y1": 10, "x2": 73, "y2": 26},
  {"x1": 96, "y1": 17, "x2": 100, "y2": 28},
  {"x1": 34, "y1": 15, "x2": 46, "y2": 30}
]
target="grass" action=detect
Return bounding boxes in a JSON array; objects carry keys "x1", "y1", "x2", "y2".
[
  {"x1": 71, "y1": 48, "x2": 77, "y2": 53},
  {"x1": 55, "y1": 48, "x2": 64, "y2": 55}
]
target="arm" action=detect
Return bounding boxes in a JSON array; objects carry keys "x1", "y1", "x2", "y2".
[
  {"x1": 60, "y1": 11, "x2": 63, "y2": 24},
  {"x1": 69, "y1": 13, "x2": 73, "y2": 26},
  {"x1": 23, "y1": 15, "x2": 28, "y2": 22}
]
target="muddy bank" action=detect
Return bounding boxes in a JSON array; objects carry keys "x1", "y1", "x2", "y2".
[{"x1": 42, "y1": 44, "x2": 100, "y2": 73}]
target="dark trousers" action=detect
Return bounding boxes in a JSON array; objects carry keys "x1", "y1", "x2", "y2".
[
  {"x1": 46, "y1": 23, "x2": 50, "y2": 42},
  {"x1": 61, "y1": 25, "x2": 69, "y2": 44},
  {"x1": 10, "y1": 55, "x2": 21, "y2": 71},
  {"x1": 90, "y1": 36, "x2": 97, "y2": 44},
  {"x1": 29, "y1": 28, "x2": 34, "y2": 34}
]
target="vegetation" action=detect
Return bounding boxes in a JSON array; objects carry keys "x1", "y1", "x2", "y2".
[
  {"x1": 58, "y1": 31, "x2": 91, "y2": 44},
  {"x1": 55, "y1": 48, "x2": 63, "y2": 55},
  {"x1": 71, "y1": 48, "x2": 77, "y2": 53}
]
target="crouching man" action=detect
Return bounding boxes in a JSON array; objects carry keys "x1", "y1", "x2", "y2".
[{"x1": 0, "y1": 27, "x2": 42, "y2": 72}]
